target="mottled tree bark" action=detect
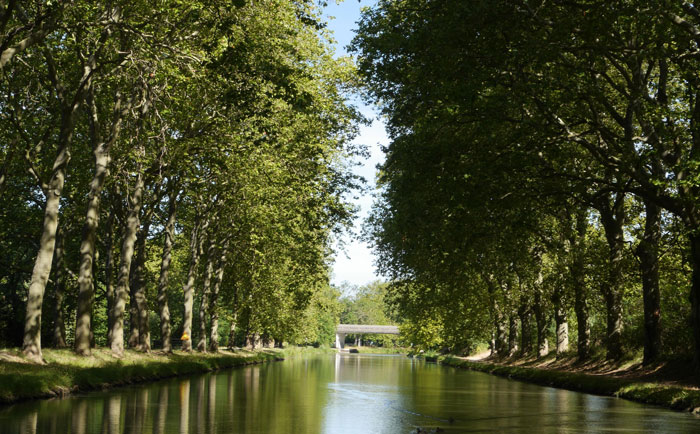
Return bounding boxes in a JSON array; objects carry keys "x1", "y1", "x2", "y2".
[
  {"x1": 105, "y1": 211, "x2": 116, "y2": 348},
  {"x1": 637, "y1": 198, "x2": 662, "y2": 365},
  {"x1": 534, "y1": 283, "x2": 548, "y2": 357},
  {"x1": 209, "y1": 241, "x2": 228, "y2": 352},
  {"x1": 181, "y1": 219, "x2": 204, "y2": 352},
  {"x1": 552, "y1": 289, "x2": 569, "y2": 357},
  {"x1": 571, "y1": 209, "x2": 590, "y2": 360},
  {"x1": 157, "y1": 183, "x2": 178, "y2": 352},
  {"x1": 507, "y1": 314, "x2": 518, "y2": 356},
  {"x1": 127, "y1": 278, "x2": 140, "y2": 348},
  {"x1": 197, "y1": 240, "x2": 215, "y2": 352},
  {"x1": 52, "y1": 227, "x2": 67, "y2": 348},
  {"x1": 130, "y1": 214, "x2": 154, "y2": 352},
  {"x1": 22, "y1": 140, "x2": 71, "y2": 363},
  {"x1": 494, "y1": 310, "x2": 507, "y2": 356},
  {"x1": 518, "y1": 298, "x2": 533, "y2": 356},
  {"x1": 20, "y1": 16, "x2": 98, "y2": 362},
  {"x1": 228, "y1": 313, "x2": 237, "y2": 349},
  {"x1": 110, "y1": 173, "x2": 145, "y2": 357},
  {"x1": 598, "y1": 193, "x2": 626, "y2": 360},
  {"x1": 487, "y1": 277, "x2": 507, "y2": 356},
  {"x1": 0, "y1": 6, "x2": 59, "y2": 70},
  {"x1": 74, "y1": 90, "x2": 123, "y2": 356}
]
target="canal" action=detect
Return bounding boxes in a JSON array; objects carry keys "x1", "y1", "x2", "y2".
[{"x1": 2, "y1": 353, "x2": 700, "y2": 433}]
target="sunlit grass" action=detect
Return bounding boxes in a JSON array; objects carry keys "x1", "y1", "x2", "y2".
[{"x1": 0, "y1": 347, "x2": 302, "y2": 405}]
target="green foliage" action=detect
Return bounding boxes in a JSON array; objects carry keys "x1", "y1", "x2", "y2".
[
  {"x1": 0, "y1": 0, "x2": 363, "y2": 356},
  {"x1": 353, "y1": 0, "x2": 700, "y2": 364},
  {"x1": 339, "y1": 281, "x2": 400, "y2": 347}
]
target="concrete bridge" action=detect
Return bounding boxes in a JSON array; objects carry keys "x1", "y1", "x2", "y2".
[{"x1": 335, "y1": 324, "x2": 399, "y2": 349}]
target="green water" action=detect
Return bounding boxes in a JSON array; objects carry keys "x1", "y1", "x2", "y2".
[{"x1": 2, "y1": 353, "x2": 700, "y2": 433}]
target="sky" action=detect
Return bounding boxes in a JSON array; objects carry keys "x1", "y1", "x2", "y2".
[{"x1": 322, "y1": 0, "x2": 389, "y2": 289}]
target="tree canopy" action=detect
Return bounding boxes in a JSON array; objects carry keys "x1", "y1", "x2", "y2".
[
  {"x1": 0, "y1": 0, "x2": 363, "y2": 360},
  {"x1": 354, "y1": 0, "x2": 700, "y2": 367}
]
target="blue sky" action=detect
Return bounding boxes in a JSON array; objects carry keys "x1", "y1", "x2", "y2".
[{"x1": 322, "y1": 0, "x2": 389, "y2": 288}]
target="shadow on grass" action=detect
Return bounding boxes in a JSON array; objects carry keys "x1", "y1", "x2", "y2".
[{"x1": 441, "y1": 356, "x2": 700, "y2": 412}]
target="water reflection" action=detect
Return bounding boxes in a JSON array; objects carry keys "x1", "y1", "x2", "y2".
[
  {"x1": 179, "y1": 379, "x2": 189, "y2": 434},
  {"x1": 154, "y1": 386, "x2": 167, "y2": 434},
  {"x1": 1, "y1": 354, "x2": 700, "y2": 433}
]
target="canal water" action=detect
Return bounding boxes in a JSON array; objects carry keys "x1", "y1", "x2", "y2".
[{"x1": 2, "y1": 353, "x2": 700, "y2": 433}]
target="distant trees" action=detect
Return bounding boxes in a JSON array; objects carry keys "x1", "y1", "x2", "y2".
[
  {"x1": 339, "y1": 281, "x2": 399, "y2": 346},
  {"x1": 355, "y1": 0, "x2": 700, "y2": 367},
  {"x1": 0, "y1": 0, "x2": 362, "y2": 361}
]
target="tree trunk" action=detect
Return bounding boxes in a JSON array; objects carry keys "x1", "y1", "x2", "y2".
[
  {"x1": 105, "y1": 211, "x2": 116, "y2": 348},
  {"x1": 571, "y1": 209, "x2": 590, "y2": 360},
  {"x1": 507, "y1": 314, "x2": 518, "y2": 356},
  {"x1": 637, "y1": 198, "x2": 662, "y2": 365},
  {"x1": 553, "y1": 290, "x2": 569, "y2": 357},
  {"x1": 74, "y1": 161, "x2": 103, "y2": 354},
  {"x1": 603, "y1": 288, "x2": 624, "y2": 359},
  {"x1": 52, "y1": 227, "x2": 67, "y2": 348},
  {"x1": 228, "y1": 314, "x2": 237, "y2": 349},
  {"x1": 494, "y1": 312, "x2": 507, "y2": 356},
  {"x1": 127, "y1": 281, "x2": 140, "y2": 348},
  {"x1": 131, "y1": 216, "x2": 153, "y2": 352},
  {"x1": 21, "y1": 38, "x2": 93, "y2": 362},
  {"x1": 22, "y1": 148, "x2": 70, "y2": 362},
  {"x1": 487, "y1": 280, "x2": 506, "y2": 356},
  {"x1": 196, "y1": 240, "x2": 216, "y2": 352},
  {"x1": 534, "y1": 285, "x2": 548, "y2": 357},
  {"x1": 598, "y1": 194, "x2": 626, "y2": 360},
  {"x1": 209, "y1": 241, "x2": 227, "y2": 353},
  {"x1": 157, "y1": 184, "x2": 177, "y2": 353},
  {"x1": 181, "y1": 220, "x2": 204, "y2": 352},
  {"x1": 74, "y1": 90, "x2": 123, "y2": 355},
  {"x1": 110, "y1": 173, "x2": 145, "y2": 357},
  {"x1": 518, "y1": 300, "x2": 532, "y2": 356},
  {"x1": 688, "y1": 232, "x2": 700, "y2": 371}
]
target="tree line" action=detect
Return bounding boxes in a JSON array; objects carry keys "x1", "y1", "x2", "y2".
[
  {"x1": 354, "y1": 0, "x2": 700, "y2": 368},
  {"x1": 338, "y1": 280, "x2": 399, "y2": 346},
  {"x1": 0, "y1": 0, "x2": 361, "y2": 362}
]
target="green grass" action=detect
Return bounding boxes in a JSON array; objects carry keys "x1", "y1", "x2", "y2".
[
  {"x1": 342, "y1": 346, "x2": 407, "y2": 354},
  {"x1": 0, "y1": 346, "x2": 325, "y2": 405},
  {"x1": 406, "y1": 349, "x2": 440, "y2": 361},
  {"x1": 440, "y1": 356, "x2": 700, "y2": 412}
]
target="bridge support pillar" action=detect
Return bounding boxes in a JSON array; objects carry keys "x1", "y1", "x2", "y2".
[{"x1": 335, "y1": 333, "x2": 345, "y2": 350}]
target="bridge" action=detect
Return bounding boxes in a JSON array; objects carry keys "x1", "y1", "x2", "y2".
[{"x1": 335, "y1": 324, "x2": 399, "y2": 349}]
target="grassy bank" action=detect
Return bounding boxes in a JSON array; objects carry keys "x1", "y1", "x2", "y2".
[
  {"x1": 0, "y1": 346, "x2": 323, "y2": 406},
  {"x1": 343, "y1": 346, "x2": 407, "y2": 354},
  {"x1": 440, "y1": 356, "x2": 700, "y2": 412}
]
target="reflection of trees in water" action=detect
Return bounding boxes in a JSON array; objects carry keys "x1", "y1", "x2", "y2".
[
  {"x1": 155, "y1": 385, "x2": 168, "y2": 434},
  {"x1": 180, "y1": 379, "x2": 190, "y2": 434},
  {"x1": 122, "y1": 389, "x2": 148, "y2": 434},
  {"x1": 18, "y1": 409, "x2": 37, "y2": 434},
  {"x1": 196, "y1": 376, "x2": 205, "y2": 434},
  {"x1": 208, "y1": 375, "x2": 216, "y2": 431},
  {"x1": 70, "y1": 400, "x2": 87, "y2": 434},
  {"x1": 102, "y1": 395, "x2": 121, "y2": 434},
  {"x1": 1, "y1": 357, "x2": 698, "y2": 433},
  {"x1": 224, "y1": 358, "x2": 329, "y2": 433}
]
